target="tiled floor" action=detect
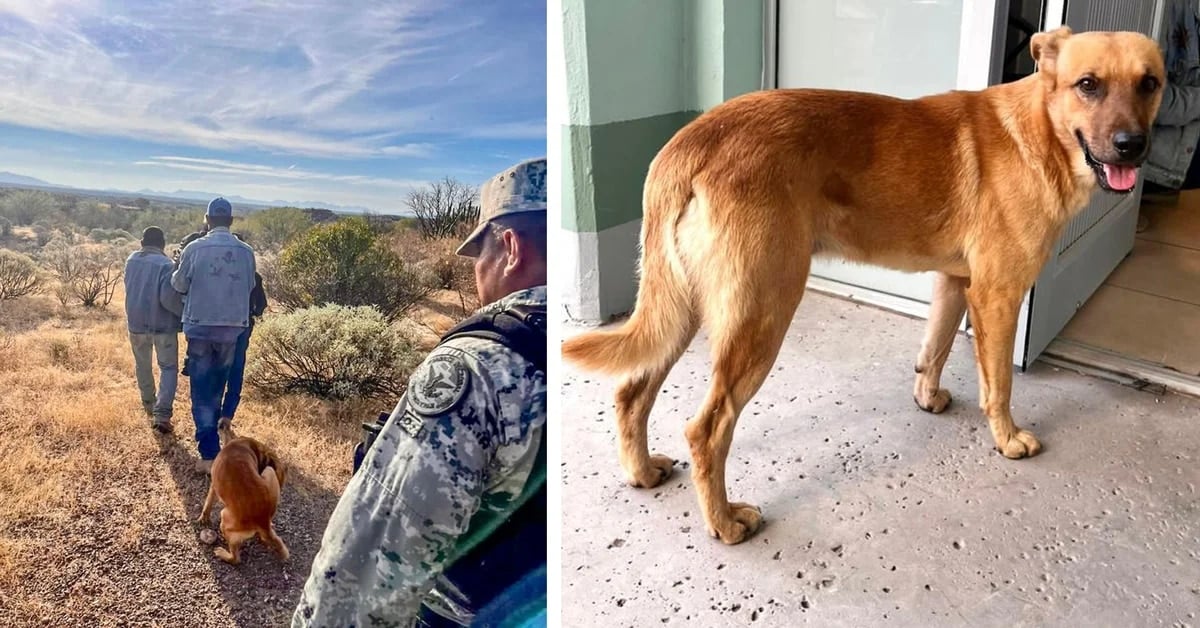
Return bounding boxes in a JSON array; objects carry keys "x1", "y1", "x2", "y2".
[{"x1": 1059, "y1": 191, "x2": 1200, "y2": 375}]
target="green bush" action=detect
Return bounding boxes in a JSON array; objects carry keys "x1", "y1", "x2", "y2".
[
  {"x1": 270, "y1": 217, "x2": 432, "y2": 320},
  {"x1": 245, "y1": 304, "x2": 423, "y2": 400},
  {"x1": 89, "y1": 228, "x2": 134, "y2": 243},
  {"x1": 0, "y1": 250, "x2": 43, "y2": 300},
  {"x1": 31, "y1": 220, "x2": 54, "y2": 247},
  {"x1": 238, "y1": 206, "x2": 313, "y2": 252},
  {"x1": 0, "y1": 215, "x2": 11, "y2": 237},
  {"x1": 0, "y1": 189, "x2": 56, "y2": 225}
]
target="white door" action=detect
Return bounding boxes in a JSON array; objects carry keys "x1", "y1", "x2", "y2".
[
  {"x1": 1015, "y1": 0, "x2": 1165, "y2": 368},
  {"x1": 769, "y1": 0, "x2": 1007, "y2": 318}
]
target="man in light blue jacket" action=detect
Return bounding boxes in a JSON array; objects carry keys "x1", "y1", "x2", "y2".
[
  {"x1": 124, "y1": 226, "x2": 184, "y2": 433},
  {"x1": 171, "y1": 197, "x2": 257, "y2": 473}
]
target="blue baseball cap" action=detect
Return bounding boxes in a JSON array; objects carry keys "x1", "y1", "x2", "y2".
[{"x1": 207, "y1": 197, "x2": 233, "y2": 218}]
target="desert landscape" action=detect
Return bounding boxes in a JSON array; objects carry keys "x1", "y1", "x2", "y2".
[{"x1": 0, "y1": 186, "x2": 479, "y2": 626}]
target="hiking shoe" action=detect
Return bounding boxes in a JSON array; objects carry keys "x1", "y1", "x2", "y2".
[
  {"x1": 195, "y1": 459, "x2": 213, "y2": 475},
  {"x1": 151, "y1": 418, "x2": 173, "y2": 434}
]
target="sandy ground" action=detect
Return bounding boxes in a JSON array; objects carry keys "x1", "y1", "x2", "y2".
[
  {"x1": 0, "y1": 288, "x2": 467, "y2": 627},
  {"x1": 560, "y1": 291, "x2": 1200, "y2": 627}
]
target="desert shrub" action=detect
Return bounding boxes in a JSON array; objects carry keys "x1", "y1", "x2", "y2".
[
  {"x1": 0, "y1": 189, "x2": 56, "y2": 225},
  {"x1": 89, "y1": 228, "x2": 134, "y2": 243},
  {"x1": 389, "y1": 229, "x2": 479, "y2": 315},
  {"x1": 270, "y1": 217, "x2": 432, "y2": 320},
  {"x1": 31, "y1": 220, "x2": 54, "y2": 247},
  {"x1": 0, "y1": 250, "x2": 43, "y2": 300},
  {"x1": 40, "y1": 241, "x2": 125, "y2": 307},
  {"x1": 48, "y1": 337, "x2": 72, "y2": 366},
  {"x1": 405, "y1": 176, "x2": 480, "y2": 240},
  {"x1": 0, "y1": 215, "x2": 11, "y2": 237},
  {"x1": 245, "y1": 304, "x2": 422, "y2": 400},
  {"x1": 237, "y1": 206, "x2": 313, "y2": 252}
]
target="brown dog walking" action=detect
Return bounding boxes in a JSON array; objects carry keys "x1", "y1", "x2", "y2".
[
  {"x1": 197, "y1": 426, "x2": 289, "y2": 564},
  {"x1": 563, "y1": 27, "x2": 1165, "y2": 545}
]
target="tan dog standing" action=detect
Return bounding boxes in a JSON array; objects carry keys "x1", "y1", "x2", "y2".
[
  {"x1": 562, "y1": 27, "x2": 1165, "y2": 545},
  {"x1": 197, "y1": 426, "x2": 289, "y2": 564}
]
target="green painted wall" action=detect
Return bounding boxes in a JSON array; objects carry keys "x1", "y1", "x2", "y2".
[{"x1": 560, "y1": 0, "x2": 764, "y2": 319}]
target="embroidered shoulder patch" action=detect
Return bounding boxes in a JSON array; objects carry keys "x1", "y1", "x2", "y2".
[{"x1": 408, "y1": 353, "x2": 471, "y2": 416}]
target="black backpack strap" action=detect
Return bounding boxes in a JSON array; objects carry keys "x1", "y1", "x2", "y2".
[{"x1": 439, "y1": 304, "x2": 546, "y2": 373}]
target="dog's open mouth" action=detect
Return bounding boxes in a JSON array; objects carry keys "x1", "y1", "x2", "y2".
[{"x1": 1076, "y1": 130, "x2": 1139, "y2": 193}]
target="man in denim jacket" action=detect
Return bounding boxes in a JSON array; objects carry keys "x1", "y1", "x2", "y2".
[
  {"x1": 171, "y1": 197, "x2": 257, "y2": 473},
  {"x1": 123, "y1": 226, "x2": 184, "y2": 433},
  {"x1": 1143, "y1": 0, "x2": 1200, "y2": 212}
]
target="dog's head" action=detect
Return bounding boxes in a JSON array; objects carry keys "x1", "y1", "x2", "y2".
[{"x1": 1032, "y1": 26, "x2": 1165, "y2": 193}]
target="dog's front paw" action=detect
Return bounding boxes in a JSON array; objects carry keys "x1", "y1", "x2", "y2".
[
  {"x1": 705, "y1": 502, "x2": 763, "y2": 545},
  {"x1": 997, "y1": 429, "x2": 1042, "y2": 459},
  {"x1": 214, "y1": 547, "x2": 239, "y2": 564},
  {"x1": 914, "y1": 388, "x2": 952, "y2": 414},
  {"x1": 625, "y1": 454, "x2": 675, "y2": 488}
]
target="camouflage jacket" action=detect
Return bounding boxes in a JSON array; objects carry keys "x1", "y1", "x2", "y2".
[{"x1": 291, "y1": 286, "x2": 548, "y2": 627}]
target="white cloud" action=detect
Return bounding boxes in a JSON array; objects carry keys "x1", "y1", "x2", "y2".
[
  {"x1": 135, "y1": 156, "x2": 429, "y2": 189},
  {"x1": 0, "y1": 0, "x2": 544, "y2": 157}
]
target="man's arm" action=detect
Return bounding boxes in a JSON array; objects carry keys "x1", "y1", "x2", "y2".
[
  {"x1": 170, "y1": 246, "x2": 192, "y2": 294},
  {"x1": 158, "y1": 266, "x2": 184, "y2": 317},
  {"x1": 293, "y1": 347, "x2": 497, "y2": 626},
  {"x1": 1155, "y1": 81, "x2": 1200, "y2": 126}
]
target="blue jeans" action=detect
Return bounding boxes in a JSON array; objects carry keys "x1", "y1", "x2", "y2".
[
  {"x1": 220, "y1": 326, "x2": 251, "y2": 421},
  {"x1": 187, "y1": 338, "x2": 236, "y2": 460}
]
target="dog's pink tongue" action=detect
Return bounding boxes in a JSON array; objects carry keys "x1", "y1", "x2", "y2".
[{"x1": 1104, "y1": 164, "x2": 1139, "y2": 191}]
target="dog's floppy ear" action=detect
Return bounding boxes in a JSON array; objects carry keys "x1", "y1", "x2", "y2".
[{"x1": 1031, "y1": 26, "x2": 1072, "y2": 76}]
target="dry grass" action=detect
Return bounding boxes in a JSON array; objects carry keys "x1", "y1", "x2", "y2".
[{"x1": 0, "y1": 284, "x2": 440, "y2": 627}]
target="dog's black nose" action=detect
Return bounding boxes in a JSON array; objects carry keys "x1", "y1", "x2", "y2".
[{"x1": 1113, "y1": 132, "x2": 1147, "y2": 159}]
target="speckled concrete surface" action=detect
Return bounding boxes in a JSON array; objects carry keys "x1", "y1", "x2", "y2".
[{"x1": 561, "y1": 291, "x2": 1200, "y2": 627}]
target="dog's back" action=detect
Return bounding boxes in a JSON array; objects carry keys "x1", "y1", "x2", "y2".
[{"x1": 212, "y1": 437, "x2": 284, "y2": 523}]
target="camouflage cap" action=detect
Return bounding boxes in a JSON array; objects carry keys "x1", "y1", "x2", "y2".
[{"x1": 456, "y1": 157, "x2": 547, "y2": 257}]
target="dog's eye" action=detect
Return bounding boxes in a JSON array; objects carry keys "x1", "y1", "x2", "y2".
[
  {"x1": 1076, "y1": 77, "x2": 1099, "y2": 94},
  {"x1": 1140, "y1": 76, "x2": 1161, "y2": 93}
]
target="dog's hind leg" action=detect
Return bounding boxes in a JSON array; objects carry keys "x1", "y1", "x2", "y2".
[
  {"x1": 684, "y1": 249, "x2": 809, "y2": 545},
  {"x1": 259, "y1": 525, "x2": 290, "y2": 560},
  {"x1": 614, "y1": 333, "x2": 696, "y2": 488},
  {"x1": 913, "y1": 273, "x2": 969, "y2": 413},
  {"x1": 964, "y1": 280, "x2": 1042, "y2": 459}
]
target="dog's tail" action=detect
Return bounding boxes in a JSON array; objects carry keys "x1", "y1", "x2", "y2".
[{"x1": 561, "y1": 154, "x2": 696, "y2": 376}]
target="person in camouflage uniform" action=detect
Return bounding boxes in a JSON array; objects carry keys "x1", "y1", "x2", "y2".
[{"x1": 292, "y1": 157, "x2": 548, "y2": 627}]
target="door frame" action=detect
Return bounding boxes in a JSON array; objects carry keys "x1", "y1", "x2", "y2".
[{"x1": 762, "y1": 0, "x2": 1010, "y2": 325}]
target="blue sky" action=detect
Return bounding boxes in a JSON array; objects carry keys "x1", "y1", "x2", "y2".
[{"x1": 0, "y1": 0, "x2": 546, "y2": 213}]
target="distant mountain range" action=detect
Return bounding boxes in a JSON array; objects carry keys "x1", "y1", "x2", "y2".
[
  {"x1": 0, "y1": 171, "x2": 55, "y2": 187},
  {"x1": 0, "y1": 171, "x2": 384, "y2": 215}
]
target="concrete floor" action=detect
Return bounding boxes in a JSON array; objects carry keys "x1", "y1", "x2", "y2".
[{"x1": 561, "y1": 291, "x2": 1200, "y2": 627}]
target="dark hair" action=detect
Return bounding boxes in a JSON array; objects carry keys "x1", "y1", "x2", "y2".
[
  {"x1": 207, "y1": 214, "x2": 233, "y2": 228},
  {"x1": 487, "y1": 211, "x2": 546, "y2": 260},
  {"x1": 141, "y1": 226, "x2": 166, "y2": 248}
]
